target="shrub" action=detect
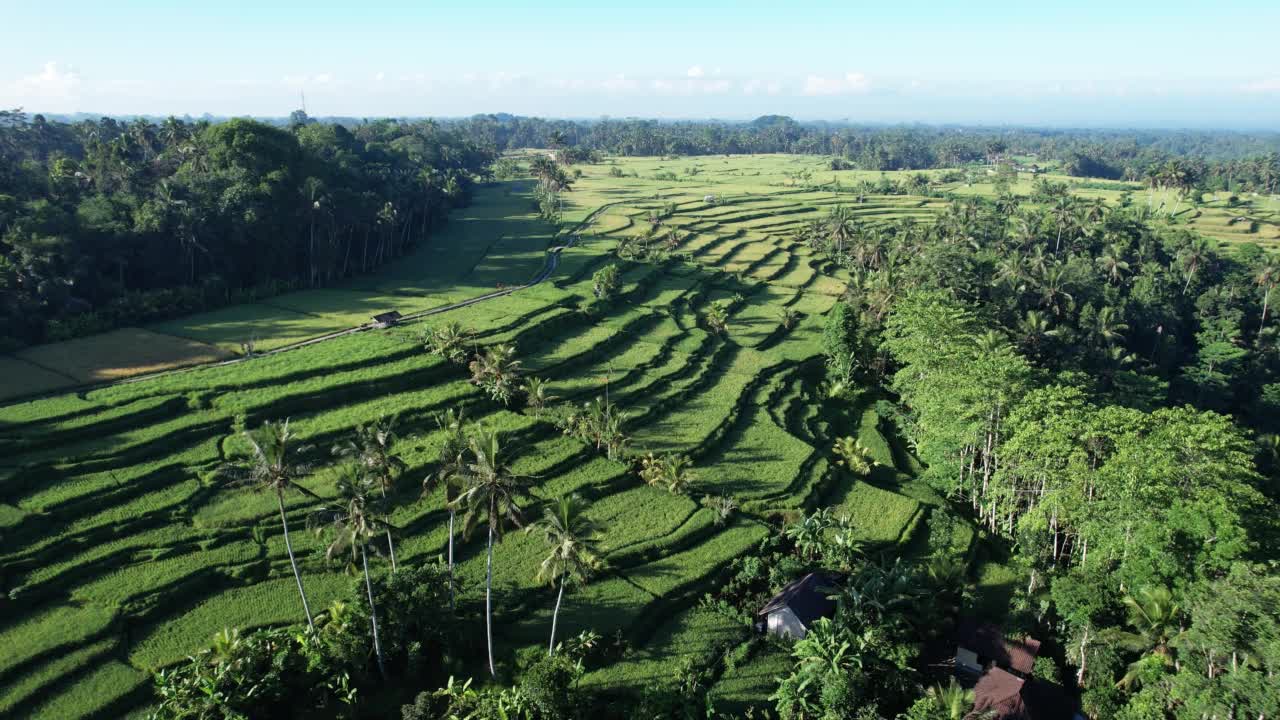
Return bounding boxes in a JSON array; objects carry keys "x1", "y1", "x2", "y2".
[
  {"x1": 469, "y1": 343, "x2": 525, "y2": 405},
  {"x1": 402, "y1": 677, "x2": 532, "y2": 720},
  {"x1": 637, "y1": 452, "x2": 697, "y2": 494},
  {"x1": 703, "y1": 301, "x2": 730, "y2": 335},
  {"x1": 518, "y1": 654, "x2": 580, "y2": 719},
  {"x1": 150, "y1": 624, "x2": 360, "y2": 720},
  {"x1": 591, "y1": 264, "x2": 620, "y2": 300},
  {"x1": 832, "y1": 436, "x2": 876, "y2": 475},
  {"x1": 423, "y1": 321, "x2": 474, "y2": 365}
]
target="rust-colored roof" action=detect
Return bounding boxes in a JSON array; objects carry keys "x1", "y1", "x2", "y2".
[
  {"x1": 972, "y1": 668, "x2": 1027, "y2": 720},
  {"x1": 1006, "y1": 636, "x2": 1041, "y2": 675},
  {"x1": 957, "y1": 618, "x2": 1041, "y2": 675}
]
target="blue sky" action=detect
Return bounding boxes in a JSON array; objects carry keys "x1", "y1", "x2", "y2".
[{"x1": 2, "y1": 0, "x2": 1279, "y2": 127}]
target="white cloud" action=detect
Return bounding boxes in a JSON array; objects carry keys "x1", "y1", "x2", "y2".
[
  {"x1": 742, "y1": 79, "x2": 783, "y2": 96},
  {"x1": 282, "y1": 73, "x2": 334, "y2": 88},
  {"x1": 686, "y1": 65, "x2": 705, "y2": 78},
  {"x1": 652, "y1": 75, "x2": 733, "y2": 95},
  {"x1": 600, "y1": 74, "x2": 638, "y2": 92},
  {"x1": 801, "y1": 72, "x2": 871, "y2": 96},
  {"x1": 374, "y1": 71, "x2": 386, "y2": 82},
  {"x1": 486, "y1": 71, "x2": 528, "y2": 91},
  {"x1": 12, "y1": 61, "x2": 82, "y2": 100},
  {"x1": 1241, "y1": 78, "x2": 1280, "y2": 93}
]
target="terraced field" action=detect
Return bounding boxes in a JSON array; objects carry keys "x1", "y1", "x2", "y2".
[
  {"x1": 10, "y1": 153, "x2": 1264, "y2": 407},
  {"x1": 0, "y1": 156, "x2": 953, "y2": 717}
]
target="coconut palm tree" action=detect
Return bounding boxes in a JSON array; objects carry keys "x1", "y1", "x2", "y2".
[
  {"x1": 826, "y1": 205, "x2": 857, "y2": 257},
  {"x1": 219, "y1": 419, "x2": 317, "y2": 629},
  {"x1": 547, "y1": 130, "x2": 567, "y2": 156},
  {"x1": 1036, "y1": 263, "x2": 1075, "y2": 317},
  {"x1": 993, "y1": 254, "x2": 1029, "y2": 294},
  {"x1": 1096, "y1": 243, "x2": 1131, "y2": 285},
  {"x1": 524, "y1": 376, "x2": 557, "y2": 419},
  {"x1": 424, "y1": 409, "x2": 468, "y2": 608},
  {"x1": 424, "y1": 321, "x2": 473, "y2": 365},
  {"x1": 468, "y1": 343, "x2": 524, "y2": 405},
  {"x1": 333, "y1": 415, "x2": 406, "y2": 571},
  {"x1": 1087, "y1": 306, "x2": 1130, "y2": 351},
  {"x1": 832, "y1": 436, "x2": 875, "y2": 475},
  {"x1": 1178, "y1": 236, "x2": 1214, "y2": 295},
  {"x1": 1050, "y1": 195, "x2": 1076, "y2": 252},
  {"x1": 1106, "y1": 585, "x2": 1183, "y2": 689},
  {"x1": 928, "y1": 679, "x2": 976, "y2": 720},
  {"x1": 1255, "y1": 256, "x2": 1280, "y2": 334},
  {"x1": 311, "y1": 464, "x2": 388, "y2": 678},
  {"x1": 703, "y1": 301, "x2": 730, "y2": 335},
  {"x1": 1016, "y1": 310, "x2": 1058, "y2": 358},
  {"x1": 452, "y1": 425, "x2": 535, "y2": 677},
  {"x1": 525, "y1": 494, "x2": 604, "y2": 655}
]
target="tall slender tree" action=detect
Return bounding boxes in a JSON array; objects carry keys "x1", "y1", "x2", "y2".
[
  {"x1": 525, "y1": 494, "x2": 604, "y2": 655},
  {"x1": 333, "y1": 415, "x2": 406, "y2": 571},
  {"x1": 1255, "y1": 255, "x2": 1280, "y2": 334},
  {"x1": 452, "y1": 425, "x2": 535, "y2": 677},
  {"x1": 219, "y1": 420, "x2": 317, "y2": 630},
  {"x1": 311, "y1": 464, "x2": 388, "y2": 678},
  {"x1": 826, "y1": 205, "x2": 857, "y2": 257},
  {"x1": 424, "y1": 409, "x2": 467, "y2": 608}
]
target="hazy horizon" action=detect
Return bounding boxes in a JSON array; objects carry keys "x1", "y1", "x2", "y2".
[{"x1": 3, "y1": 0, "x2": 1279, "y2": 129}]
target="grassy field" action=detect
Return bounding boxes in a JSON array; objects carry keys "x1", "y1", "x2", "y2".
[{"x1": 0, "y1": 155, "x2": 1014, "y2": 717}]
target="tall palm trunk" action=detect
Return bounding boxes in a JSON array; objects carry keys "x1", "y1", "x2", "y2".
[
  {"x1": 485, "y1": 523, "x2": 496, "y2": 677},
  {"x1": 308, "y1": 217, "x2": 316, "y2": 288},
  {"x1": 362, "y1": 545, "x2": 387, "y2": 679},
  {"x1": 548, "y1": 577, "x2": 566, "y2": 655},
  {"x1": 385, "y1": 526, "x2": 397, "y2": 571},
  {"x1": 277, "y1": 491, "x2": 314, "y2": 629},
  {"x1": 1261, "y1": 290, "x2": 1272, "y2": 335},
  {"x1": 379, "y1": 485, "x2": 397, "y2": 572},
  {"x1": 447, "y1": 510, "x2": 456, "y2": 609}
]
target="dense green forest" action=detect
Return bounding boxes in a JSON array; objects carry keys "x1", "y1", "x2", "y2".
[
  {"x1": 0, "y1": 110, "x2": 492, "y2": 348},
  {"x1": 810, "y1": 187, "x2": 1280, "y2": 433},
  {"x1": 817, "y1": 192, "x2": 1280, "y2": 718},
  {"x1": 437, "y1": 114, "x2": 1280, "y2": 188}
]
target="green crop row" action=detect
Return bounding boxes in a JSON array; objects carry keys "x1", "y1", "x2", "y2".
[
  {"x1": 24, "y1": 659, "x2": 148, "y2": 720},
  {"x1": 580, "y1": 605, "x2": 746, "y2": 691},
  {"x1": 128, "y1": 573, "x2": 352, "y2": 670},
  {"x1": 625, "y1": 520, "x2": 769, "y2": 598},
  {"x1": 0, "y1": 636, "x2": 118, "y2": 718},
  {"x1": 708, "y1": 644, "x2": 792, "y2": 714},
  {"x1": 836, "y1": 481, "x2": 922, "y2": 545},
  {"x1": 0, "y1": 604, "x2": 116, "y2": 685},
  {"x1": 607, "y1": 508, "x2": 720, "y2": 569},
  {"x1": 70, "y1": 539, "x2": 262, "y2": 610}
]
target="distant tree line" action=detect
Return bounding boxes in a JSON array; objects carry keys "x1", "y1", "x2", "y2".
[
  {"x1": 0, "y1": 109, "x2": 493, "y2": 348},
  {"x1": 438, "y1": 113, "x2": 1280, "y2": 190}
]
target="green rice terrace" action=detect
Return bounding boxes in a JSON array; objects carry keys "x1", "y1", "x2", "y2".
[{"x1": 0, "y1": 153, "x2": 1262, "y2": 717}]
